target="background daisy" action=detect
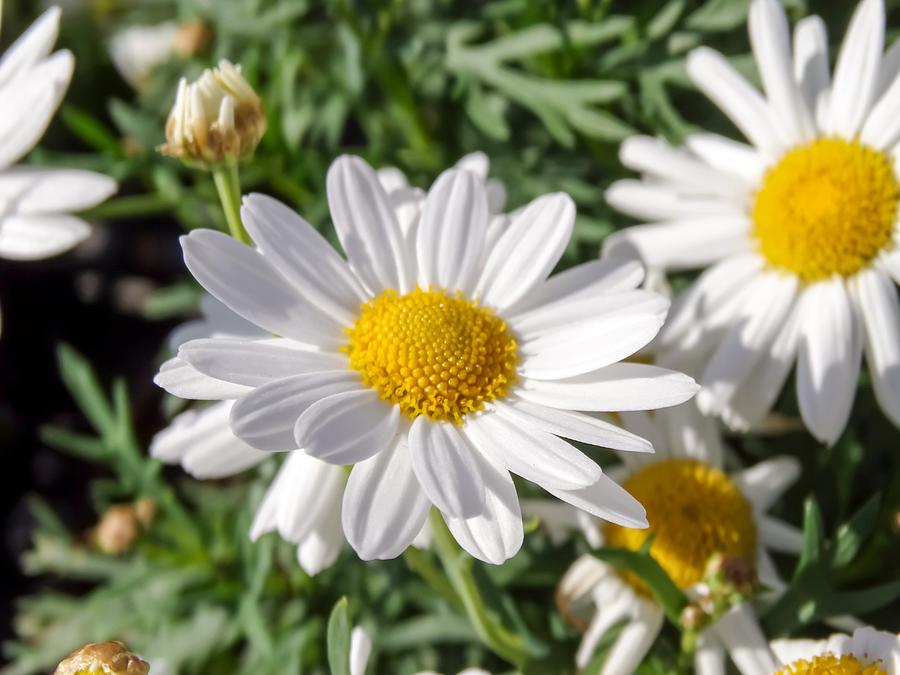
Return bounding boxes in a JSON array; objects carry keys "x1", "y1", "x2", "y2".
[
  {"x1": 0, "y1": 6, "x2": 116, "y2": 331},
  {"x1": 557, "y1": 407, "x2": 802, "y2": 675},
  {"x1": 771, "y1": 626, "x2": 899, "y2": 674},
  {"x1": 605, "y1": 0, "x2": 900, "y2": 444}
]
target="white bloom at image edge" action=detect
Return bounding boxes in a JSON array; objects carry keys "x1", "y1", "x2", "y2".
[
  {"x1": 605, "y1": 0, "x2": 900, "y2": 444},
  {"x1": 165, "y1": 153, "x2": 699, "y2": 564},
  {"x1": 152, "y1": 155, "x2": 499, "y2": 574},
  {"x1": 771, "y1": 627, "x2": 900, "y2": 674},
  {"x1": 0, "y1": 7, "x2": 116, "y2": 312}
]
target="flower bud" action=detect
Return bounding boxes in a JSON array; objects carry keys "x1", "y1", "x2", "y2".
[
  {"x1": 160, "y1": 60, "x2": 266, "y2": 167},
  {"x1": 54, "y1": 641, "x2": 149, "y2": 675},
  {"x1": 94, "y1": 504, "x2": 139, "y2": 555}
]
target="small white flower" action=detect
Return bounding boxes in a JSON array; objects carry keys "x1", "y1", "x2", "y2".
[
  {"x1": 771, "y1": 627, "x2": 899, "y2": 674},
  {"x1": 605, "y1": 0, "x2": 900, "y2": 444},
  {"x1": 109, "y1": 22, "x2": 180, "y2": 90},
  {"x1": 0, "y1": 7, "x2": 116, "y2": 308},
  {"x1": 153, "y1": 155, "x2": 503, "y2": 573},
  {"x1": 160, "y1": 60, "x2": 265, "y2": 166},
  {"x1": 558, "y1": 406, "x2": 803, "y2": 675},
  {"x1": 161, "y1": 152, "x2": 698, "y2": 565}
]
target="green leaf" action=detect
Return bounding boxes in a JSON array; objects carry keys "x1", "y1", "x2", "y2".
[
  {"x1": 647, "y1": 0, "x2": 686, "y2": 41},
  {"x1": 796, "y1": 496, "x2": 825, "y2": 577},
  {"x1": 465, "y1": 86, "x2": 510, "y2": 141},
  {"x1": 592, "y1": 543, "x2": 687, "y2": 624},
  {"x1": 829, "y1": 494, "x2": 881, "y2": 569},
  {"x1": 59, "y1": 105, "x2": 122, "y2": 154},
  {"x1": 820, "y1": 579, "x2": 900, "y2": 617},
  {"x1": 56, "y1": 343, "x2": 115, "y2": 437},
  {"x1": 327, "y1": 597, "x2": 352, "y2": 675},
  {"x1": 40, "y1": 425, "x2": 108, "y2": 461}
]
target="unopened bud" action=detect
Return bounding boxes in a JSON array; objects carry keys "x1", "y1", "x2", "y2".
[
  {"x1": 679, "y1": 603, "x2": 706, "y2": 630},
  {"x1": 717, "y1": 555, "x2": 756, "y2": 590},
  {"x1": 54, "y1": 641, "x2": 149, "y2": 675},
  {"x1": 94, "y1": 505, "x2": 139, "y2": 555},
  {"x1": 159, "y1": 60, "x2": 266, "y2": 167}
]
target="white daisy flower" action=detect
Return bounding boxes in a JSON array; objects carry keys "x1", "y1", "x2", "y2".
[
  {"x1": 0, "y1": 7, "x2": 116, "y2": 305},
  {"x1": 558, "y1": 407, "x2": 803, "y2": 675},
  {"x1": 771, "y1": 627, "x2": 899, "y2": 674},
  {"x1": 604, "y1": 0, "x2": 900, "y2": 444},
  {"x1": 164, "y1": 153, "x2": 697, "y2": 564},
  {"x1": 153, "y1": 155, "x2": 507, "y2": 573}
]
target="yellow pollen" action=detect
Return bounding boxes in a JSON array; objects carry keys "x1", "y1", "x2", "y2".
[
  {"x1": 753, "y1": 138, "x2": 899, "y2": 282},
  {"x1": 344, "y1": 287, "x2": 518, "y2": 423},
  {"x1": 774, "y1": 653, "x2": 887, "y2": 675},
  {"x1": 605, "y1": 459, "x2": 756, "y2": 591}
]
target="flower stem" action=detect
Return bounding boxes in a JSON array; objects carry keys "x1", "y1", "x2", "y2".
[
  {"x1": 212, "y1": 163, "x2": 249, "y2": 243},
  {"x1": 426, "y1": 509, "x2": 531, "y2": 668}
]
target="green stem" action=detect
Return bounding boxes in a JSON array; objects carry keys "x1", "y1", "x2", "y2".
[
  {"x1": 427, "y1": 509, "x2": 530, "y2": 667},
  {"x1": 212, "y1": 163, "x2": 249, "y2": 243}
]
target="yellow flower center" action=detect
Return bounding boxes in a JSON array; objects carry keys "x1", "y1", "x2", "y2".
[
  {"x1": 605, "y1": 459, "x2": 756, "y2": 590},
  {"x1": 774, "y1": 653, "x2": 887, "y2": 675},
  {"x1": 753, "y1": 138, "x2": 899, "y2": 282},
  {"x1": 344, "y1": 288, "x2": 518, "y2": 423}
]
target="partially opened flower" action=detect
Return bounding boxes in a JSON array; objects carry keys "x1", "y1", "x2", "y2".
[
  {"x1": 605, "y1": 0, "x2": 900, "y2": 444},
  {"x1": 0, "y1": 6, "x2": 117, "y2": 322},
  {"x1": 160, "y1": 60, "x2": 265, "y2": 167},
  {"x1": 771, "y1": 627, "x2": 899, "y2": 674},
  {"x1": 153, "y1": 155, "x2": 502, "y2": 573},
  {"x1": 54, "y1": 641, "x2": 149, "y2": 675},
  {"x1": 558, "y1": 407, "x2": 803, "y2": 675},
  {"x1": 167, "y1": 153, "x2": 697, "y2": 564}
]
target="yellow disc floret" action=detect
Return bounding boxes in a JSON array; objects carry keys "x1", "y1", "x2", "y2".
[
  {"x1": 344, "y1": 287, "x2": 518, "y2": 423},
  {"x1": 605, "y1": 459, "x2": 756, "y2": 590},
  {"x1": 753, "y1": 138, "x2": 899, "y2": 282},
  {"x1": 774, "y1": 654, "x2": 887, "y2": 675}
]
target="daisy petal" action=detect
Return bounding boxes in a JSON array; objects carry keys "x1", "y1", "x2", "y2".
[
  {"x1": 464, "y1": 412, "x2": 602, "y2": 490},
  {"x1": 182, "y1": 229, "x2": 343, "y2": 347},
  {"x1": 492, "y1": 398, "x2": 653, "y2": 453},
  {"x1": 0, "y1": 168, "x2": 116, "y2": 215},
  {"x1": 177, "y1": 338, "x2": 345, "y2": 387},
  {"x1": 749, "y1": 0, "x2": 815, "y2": 144},
  {"x1": 618, "y1": 136, "x2": 747, "y2": 195},
  {"x1": 511, "y1": 289, "x2": 666, "y2": 339},
  {"x1": 295, "y1": 389, "x2": 399, "y2": 464},
  {"x1": 758, "y1": 515, "x2": 804, "y2": 553},
  {"x1": 797, "y1": 279, "x2": 862, "y2": 445},
  {"x1": 826, "y1": 0, "x2": 884, "y2": 136},
  {"x1": 698, "y1": 272, "x2": 798, "y2": 414},
  {"x1": 409, "y1": 417, "x2": 485, "y2": 518},
  {"x1": 793, "y1": 16, "x2": 831, "y2": 125},
  {"x1": 509, "y1": 257, "x2": 645, "y2": 315},
  {"x1": 605, "y1": 179, "x2": 743, "y2": 221},
  {"x1": 544, "y1": 472, "x2": 647, "y2": 528},
  {"x1": 416, "y1": 169, "x2": 488, "y2": 294},
  {"x1": 684, "y1": 134, "x2": 766, "y2": 186},
  {"x1": 731, "y1": 456, "x2": 800, "y2": 511},
  {"x1": 230, "y1": 371, "x2": 360, "y2": 451},
  {"x1": 603, "y1": 216, "x2": 752, "y2": 272},
  {"x1": 850, "y1": 268, "x2": 900, "y2": 426},
  {"x1": 518, "y1": 363, "x2": 699, "y2": 412},
  {"x1": 0, "y1": 50, "x2": 73, "y2": 169},
  {"x1": 150, "y1": 401, "x2": 268, "y2": 478},
  {"x1": 595, "y1": 604, "x2": 664, "y2": 675},
  {"x1": 241, "y1": 193, "x2": 368, "y2": 323},
  {"x1": 687, "y1": 47, "x2": 781, "y2": 155},
  {"x1": 0, "y1": 214, "x2": 89, "y2": 260},
  {"x1": 298, "y1": 510, "x2": 344, "y2": 576},
  {"x1": 0, "y1": 7, "x2": 60, "y2": 85},
  {"x1": 326, "y1": 155, "x2": 413, "y2": 293},
  {"x1": 519, "y1": 296, "x2": 668, "y2": 379},
  {"x1": 443, "y1": 450, "x2": 524, "y2": 564},
  {"x1": 342, "y1": 436, "x2": 430, "y2": 560},
  {"x1": 476, "y1": 193, "x2": 575, "y2": 310},
  {"x1": 710, "y1": 603, "x2": 778, "y2": 675},
  {"x1": 154, "y1": 356, "x2": 252, "y2": 400},
  {"x1": 721, "y1": 302, "x2": 802, "y2": 430}
]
